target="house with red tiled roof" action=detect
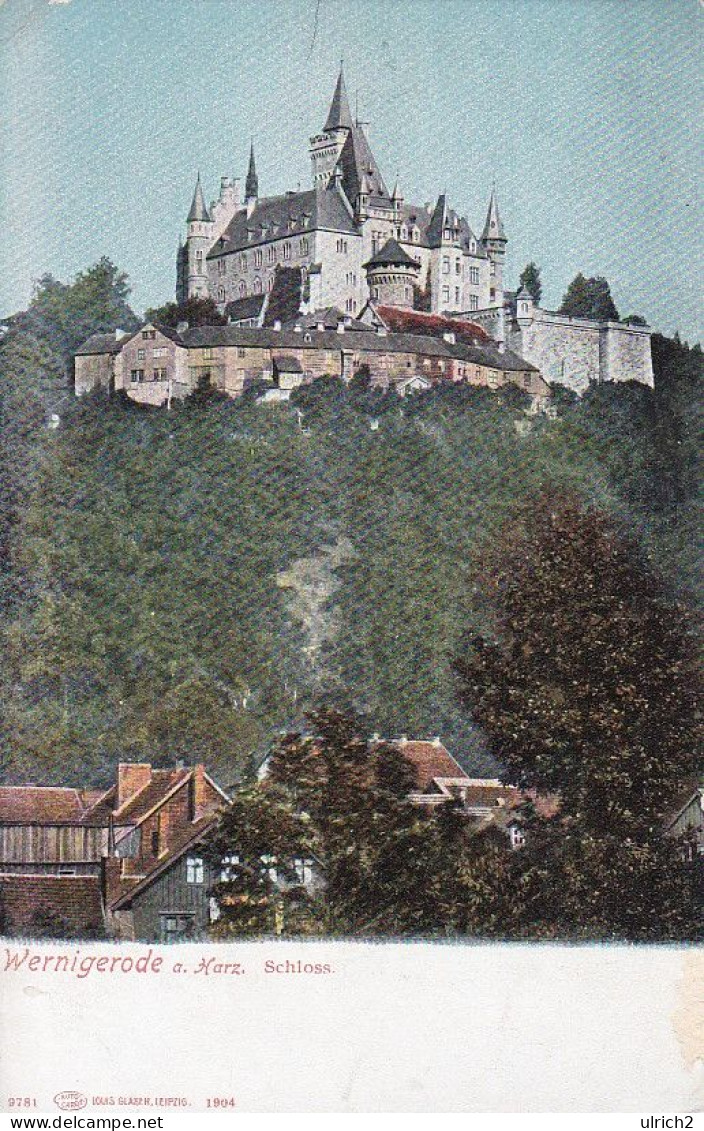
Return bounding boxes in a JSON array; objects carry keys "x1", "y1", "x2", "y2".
[{"x1": 0, "y1": 763, "x2": 230, "y2": 942}]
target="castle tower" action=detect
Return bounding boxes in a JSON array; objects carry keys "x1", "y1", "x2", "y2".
[
  {"x1": 481, "y1": 186, "x2": 507, "y2": 307},
  {"x1": 210, "y1": 175, "x2": 242, "y2": 241},
  {"x1": 364, "y1": 238, "x2": 420, "y2": 309},
  {"x1": 180, "y1": 173, "x2": 214, "y2": 300},
  {"x1": 309, "y1": 66, "x2": 354, "y2": 187}
]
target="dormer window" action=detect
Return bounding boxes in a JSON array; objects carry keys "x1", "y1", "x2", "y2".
[
  {"x1": 304, "y1": 332, "x2": 312, "y2": 342},
  {"x1": 186, "y1": 856, "x2": 204, "y2": 884}
]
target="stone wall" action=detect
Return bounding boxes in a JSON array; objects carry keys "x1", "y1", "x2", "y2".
[
  {"x1": 509, "y1": 309, "x2": 653, "y2": 394},
  {"x1": 74, "y1": 353, "x2": 114, "y2": 395}
]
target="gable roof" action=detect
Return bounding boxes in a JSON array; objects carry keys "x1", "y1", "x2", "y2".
[
  {"x1": 0, "y1": 787, "x2": 111, "y2": 825},
  {"x1": 394, "y1": 739, "x2": 469, "y2": 792},
  {"x1": 113, "y1": 768, "x2": 191, "y2": 823},
  {"x1": 108, "y1": 814, "x2": 218, "y2": 909}
]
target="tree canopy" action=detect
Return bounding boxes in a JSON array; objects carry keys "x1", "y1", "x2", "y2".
[
  {"x1": 454, "y1": 492, "x2": 701, "y2": 939},
  {"x1": 518, "y1": 262, "x2": 542, "y2": 304},
  {"x1": 144, "y1": 295, "x2": 226, "y2": 329},
  {"x1": 558, "y1": 273, "x2": 620, "y2": 321}
]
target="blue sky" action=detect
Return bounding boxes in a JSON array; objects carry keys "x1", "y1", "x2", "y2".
[{"x1": 0, "y1": 0, "x2": 701, "y2": 339}]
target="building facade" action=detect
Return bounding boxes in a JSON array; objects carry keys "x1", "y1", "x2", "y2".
[{"x1": 176, "y1": 69, "x2": 505, "y2": 320}]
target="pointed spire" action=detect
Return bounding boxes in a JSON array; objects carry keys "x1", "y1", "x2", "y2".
[
  {"x1": 324, "y1": 66, "x2": 354, "y2": 132},
  {"x1": 482, "y1": 186, "x2": 506, "y2": 242},
  {"x1": 245, "y1": 142, "x2": 258, "y2": 201},
  {"x1": 187, "y1": 173, "x2": 210, "y2": 222}
]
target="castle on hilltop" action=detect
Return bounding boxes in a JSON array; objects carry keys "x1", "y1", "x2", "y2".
[{"x1": 176, "y1": 67, "x2": 506, "y2": 321}]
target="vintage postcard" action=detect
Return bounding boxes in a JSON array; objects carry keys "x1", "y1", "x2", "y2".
[{"x1": 0, "y1": 0, "x2": 701, "y2": 1117}]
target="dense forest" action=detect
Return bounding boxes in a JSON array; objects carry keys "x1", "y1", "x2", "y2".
[{"x1": 0, "y1": 261, "x2": 701, "y2": 791}]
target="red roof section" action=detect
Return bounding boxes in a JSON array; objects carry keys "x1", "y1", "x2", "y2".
[
  {"x1": 375, "y1": 306, "x2": 490, "y2": 344},
  {"x1": 0, "y1": 787, "x2": 109, "y2": 825},
  {"x1": 0, "y1": 875, "x2": 105, "y2": 938},
  {"x1": 395, "y1": 740, "x2": 469, "y2": 791}
]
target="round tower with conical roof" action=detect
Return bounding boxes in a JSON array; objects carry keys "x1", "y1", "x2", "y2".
[
  {"x1": 480, "y1": 186, "x2": 507, "y2": 307},
  {"x1": 181, "y1": 173, "x2": 214, "y2": 300},
  {"x1": 364, "y1": 238, "x2": 420, "y2": 309}
]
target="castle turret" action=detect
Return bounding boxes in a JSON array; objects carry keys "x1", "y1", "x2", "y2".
[
  {"x1": 364, "y1": 238, "x2": 420, "y2": 309},
  {"x1": 180, "y1": 173, "x2": 214, "y2": 300},
  {"x1": 515, "y1": 285, "x2": 535, "y2": 328},
  {"x1": 481, "y1": 186, "x2": 507, "y2": 307},
  {"x1": 309, "y1": 66, "x2": 354, "y2": 187}
]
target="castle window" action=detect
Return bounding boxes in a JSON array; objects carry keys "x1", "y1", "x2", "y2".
[
  {"x1": 267, "y1": 275, "x2": 275, "y2": 291},
  {"x1": 218, "y1": 259, "x2": 226, "y2": 276},
  {"x1": 153, "y1": 347, "x2": 167, "y2": 358},
  {"x1": 442, "y1": 286, "x2": 450, "y2": 304},
  {"x1": 260, "y1": 855, "x2": 277, "y2": 883},
  {"x1": 470, "y1": 296, "x2": 479, "y2": 311},
  {"x1": 218, "y1": 287, "x2": 225, "y2": 302},
  {"x1": 153, "y1": 368, "x2": 167, "y2": 381},
  {"x1": 283, "y1": 242, "x2": 291, "y2": 260},
  {"x1": 130, "y1": 369, "x2": 145, "y2": 383},
  {"x1": 254, "y1": 250, "x2": 263, "y2": 267},
  {"x1": 142, "y1": 330, "x2": 155, "y2": 340},
  {"x1": 239, "y1": 281, "x2": 247, "y2": 297},
  {"x1": 238, "y1": 348, "x2": 246, "y2": 359},
  {"x1": 455, "y1": 260, "x2": 461, "y2": 275},
  {"x1": 300, "y1": 237, "x2": 309, "y2": 255},
  {"x1": 469, "y1": 241, "x2": 476, "y2": 254},
  {"x1": 253, "y1": 277, "x2": 262, "y2": 294},
  {"x1": 267, "y1": 246, "x2": 276, "y2": 264},
  {"x1": 455, "y1": 287, "x2": 460, "y2": 304},
  {"x1": 203, "y1": 348, "x2": 213, "y2": 360},
  {"x1": 241, "y1": 253, "x2": 248, "y2": 270},
  {"x1": 442, "y1": 256, "x2": 450, "y2": 274},
  {"x1": 137, "y1": 348, "x2": 145, "y2": 361},
  {"x1": 469, "y1": 266, "x2": 479, "y2": 285}
]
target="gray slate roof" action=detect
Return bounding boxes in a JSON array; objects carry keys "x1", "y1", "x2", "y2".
[
  {"x1": 75, "y1": 333, "x2": 124, "y2": 356},
  {"x1": 364, "y1": 238, "x2": 421, "y2": 270},
  {"x1": 207, "y1": 184, "x2": 357, "y2": 259},
  {"x1": 324, "y1": 69, "x2": 354, "y2": 132},
  {"x1": 225, "y1": 294, "x2": 267, "y2": 323},
  {"x1": 180, "y1": 324, "x2": 537, "y2": 370},
  {"x1": 187, "y1": 175, "x2": 211, "y2": 223}
]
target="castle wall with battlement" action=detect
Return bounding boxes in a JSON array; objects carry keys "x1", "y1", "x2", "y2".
[{"x1": 506, "y1": 308, "x2": 653, "y2": 394}]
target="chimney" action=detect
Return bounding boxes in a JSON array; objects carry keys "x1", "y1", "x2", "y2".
[
  {"x1": 116, "y1": 763, "x2": 151, "y2": 810},
  {"x1": 192, "y1": 764, "x2": 211, "y2": 822},
  {"x1": 176, "y1": 320, "x2": 189, "y2": 334},
  {"x1": 336, "y1": 320, "x2": 345, "y2": 334},
  {"x1": 399, "y1": 735, "x2": 408, "y2": 746},
  {"x1": 432, "y1": 736, "x2": 442, "y2": 747}
]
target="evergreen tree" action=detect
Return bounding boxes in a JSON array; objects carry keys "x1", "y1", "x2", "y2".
[
  {"x1": 518, "y1": 262, "x2": 542, "y2": 304},
  {"x1": 559, "y1": 273, "x2": 619, "y2": 321}
]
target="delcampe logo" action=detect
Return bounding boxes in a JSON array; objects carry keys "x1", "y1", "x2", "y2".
[{"x1": 53, "y1": 1091, "x2": 87, "y2": 1111}]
